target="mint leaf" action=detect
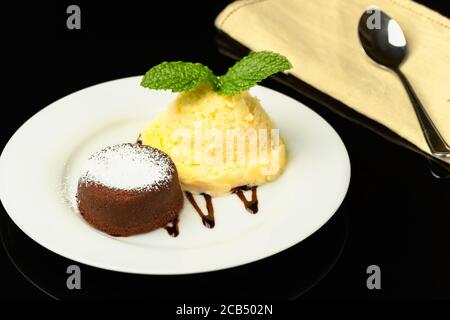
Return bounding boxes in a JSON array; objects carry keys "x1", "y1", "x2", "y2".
[
  {"x1": 217, "y1": 51, "x2": 292, "y2": 95},
  {"x1": 141, "y1": 62, "x2": 218, "y2": 92}
]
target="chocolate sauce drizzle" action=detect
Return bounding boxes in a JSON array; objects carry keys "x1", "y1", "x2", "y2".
[
  {"x1": 184, "y1": 191, "x2": 215, "y2": 228},
  {"x1": 231, "y1": 185, "x2": 259, "y2": 214},
  {"x1": 136, "y1": 134, "x2": 143, "y2": 145},
  {"x1": 164, "y1": 217, "x2": 179, "y2": 237},
  {"x1": 184, "y1": 185, "x2": 259, "y2": 232}
]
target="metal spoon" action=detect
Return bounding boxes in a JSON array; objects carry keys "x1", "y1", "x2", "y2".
[{"x1": 358, "y1": 8, "x2": 450, "y2": 158}]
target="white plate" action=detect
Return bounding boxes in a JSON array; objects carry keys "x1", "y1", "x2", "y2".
[{"x1": 0, "y1": 77, "x2": 350, "y2": 275}]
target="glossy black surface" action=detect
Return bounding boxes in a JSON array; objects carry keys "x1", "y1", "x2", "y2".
[{"x1": 1, "y1": 1, "x2": 449, "y2": 299}]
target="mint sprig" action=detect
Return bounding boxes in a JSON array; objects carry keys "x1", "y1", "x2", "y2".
[{"x1": 141, "y1": 51, "x2": 292, "y2": 95}]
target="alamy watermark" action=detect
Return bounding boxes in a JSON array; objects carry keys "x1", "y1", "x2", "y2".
[
  {"x1": 366, "y1": 264, "x2": 381, "y2": 290},
  {"x1": 171, "y1": 122, "x2": 282, "y2": 176},
  {"x1": 366, "y1": 7, "x2": 381, "y2": 30},
  {"x1": 66, "y1": 265, "x2": 81, "y2": 290},
  {"x1": 66, "y1": 5, "x2": 81, "y2": 30}
]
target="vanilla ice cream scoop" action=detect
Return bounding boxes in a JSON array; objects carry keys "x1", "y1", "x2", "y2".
[{"x1": 140, "y1": 84, "x2": 287, "y2": 196}]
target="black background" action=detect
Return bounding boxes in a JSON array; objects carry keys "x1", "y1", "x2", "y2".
[{"x1": 1, "y1": 1, "x2": 449, "y2": 300}]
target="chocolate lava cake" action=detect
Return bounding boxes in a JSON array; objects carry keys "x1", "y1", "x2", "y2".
[{"x1": 76, "y1": 143, "x2": 183, "y2": 236}]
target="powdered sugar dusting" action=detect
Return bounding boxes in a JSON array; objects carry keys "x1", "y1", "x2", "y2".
[{"x1": 80, "y1": 143, "x2": 174, "y2": 191}]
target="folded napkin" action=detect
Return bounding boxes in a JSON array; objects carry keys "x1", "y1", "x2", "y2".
[{"x1": 215, "y1": 0, "x2": 450, "y2": 164}]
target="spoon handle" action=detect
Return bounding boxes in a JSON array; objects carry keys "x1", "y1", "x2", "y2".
[{"x1": 394, "y1": 69, "x2": 450, "y2": 158}]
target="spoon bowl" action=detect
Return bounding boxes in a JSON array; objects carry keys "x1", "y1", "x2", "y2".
[{"x1": 358, "y1": 8, "x2": 407, "y2": 69}]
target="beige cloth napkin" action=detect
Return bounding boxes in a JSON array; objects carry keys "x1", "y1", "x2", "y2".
[{"x1": 215, "y1": 0, "x2": 450, "y2": 164}]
